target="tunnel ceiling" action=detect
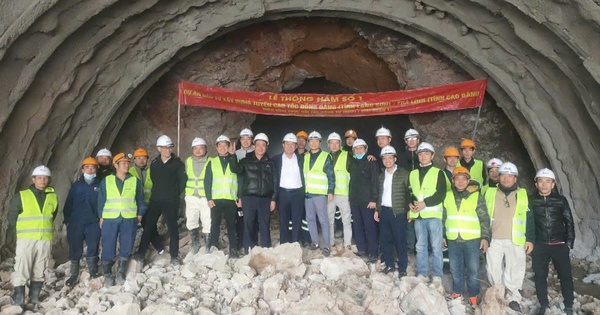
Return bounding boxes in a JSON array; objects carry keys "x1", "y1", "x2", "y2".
[{"x1": 1, "y1": 0, "x2": 599, "y2": 259}]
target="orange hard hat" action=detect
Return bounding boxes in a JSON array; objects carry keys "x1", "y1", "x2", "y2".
[
  {"x1": 344, "y1": 129, "x2": 358, "y2": 138},
  {"x1": 112, "y1": 153, "x2": 131, "y2": 164},
  {"x1": 452, "y1": 166, "x2": 471, "y2": 178},
  {"x1": 81, "y1": 157, "x2": 99, "y2": 167},
  {"x1": 296, "y1": 131, "x2": 308, "y2": 139},
  {"x1": 134, "y1": 147, "x2": 148, "y2": 158},
  {"x1": 443, "y1": 147, "x2": 460, "y2": 158},
  {"x1": 460, "y1": 139, "x2": 476, "y2": 149}
]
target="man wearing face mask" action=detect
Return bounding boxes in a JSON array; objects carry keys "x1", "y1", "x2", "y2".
[{"x1": 63, "y1": 157, "x2": 102, "y2": 287}]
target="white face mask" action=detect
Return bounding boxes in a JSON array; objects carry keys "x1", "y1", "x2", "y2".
[{"x1": 83, "y1": 173, "x2": 96, "y2": 180}]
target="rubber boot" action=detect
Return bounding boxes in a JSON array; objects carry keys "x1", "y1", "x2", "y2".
[
  {"x1": 191, "y1": 228, "x2": 200, "y2": 254},
  {"x1": 13, "y1": 286, "x2": 25, "y2": 307},
  {"x1": 29, "y1": 281, "x2": 43, "y2": 304},
  {"x1": 65, "y1": 260, "x2": 80, "y2": 286},
  {"x1": 87, "y1": 257, "x2": 99, "y2": 278},
  {"x1": 204, "y1": 233, "x2": 211, "y2": 253},
  {"x1": 102, "y1": 260, "x2": 115, "y2": 287},
  {"x1": 116, "y1": 258, "x2": 128, "y2": 285}
]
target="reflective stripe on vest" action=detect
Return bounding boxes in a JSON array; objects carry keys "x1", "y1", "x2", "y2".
[
  {"x1": 185, "y1": 156, "x2": 209, "y2": 197},
  {"x1": 17, "y1": 188, "x2": 57, "y2": 240},
  {"x1": 129, "y1": 166, "x2": 152, "y2": 203},
  {"x1": 444, "y1": 190, "x2": 481, "y2": 240},
  {"x1": 103, "y1": 175, "x2": 138, "y2": 219},
  {"x1": 457, "y1": 159, "x2": 484, "y2": 186},
  {"x1": 485, "y1": 187, "x2": 528, "y2": 246},
  {"x1": 304, "y1": 152, "x2": 329, "y2": 195},
  {"x1": 210, "y1": 158, "x2": 237, "y2": 200},
  {"x1": 332, "y1": 151, "x2": 350, "y2": 196},
  {"x1": 409, "y1": 167, "x2": 443, "y2": 219}
]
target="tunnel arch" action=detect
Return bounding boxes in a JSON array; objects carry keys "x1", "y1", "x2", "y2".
[{"x1": 1, "y1": 0, "x2": 598, "y2": 259}]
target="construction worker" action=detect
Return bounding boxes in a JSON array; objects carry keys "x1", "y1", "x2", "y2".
[
  {"x1": 326, "y1": 132, "x2": 353, "y2": 250},
  {"x1": 204, "y1": 135, "x2": 240, "y2": 258},
  {"x1": 230, "y1": 133, "x2": 278, "y2": 253},
  {"x1": 374, "y1": 146, "x2": 410, "y2": 276},
  {"x1": 349, "y1": 138, "x2": 380, "y2": 262},
  {"x1": 8, "y1": 165, "x2": 57, "y2": 307},
  {"x1": 485, "y1": 162, "x2": 535, "y2": 313},
  {"x1": 481, "y1": 158, "x2": 503, "y2": 195},
  {"x1": 98, "y1": 153, "x2": 146, "y2": 287},
  {"x1": 296, "y1": 130, "x2": 308, "y2": 155},
  {"x1": 129, "y1": 147, "x2": 152, "y2": 204},
  {"x1": 457, "y1": 139, "x2": 486, "y2": 186},
  {"x1": 343, "y1": 129, "x2": 358, "y2": 151},
  {"x1": 96, "y1": 148, "x2": 114, "y2": 182},
  {"x1": 442, "y1": 147, "x2": 461, "y2": 191},
  {"x1": 529, "y1": 168, "x2": 575, "y2": 315},
  {"x1": 234, "y1": 128, "x2": 256, "y2": 252},
  {"x1": 135, "y1": 135, "x2": 187, "y2": 265},
  {"x1": 443, "y1": 167, "x2": 490, "y2": 307},
  {"x1": 273, "y1": 133, "x2": 306, "y2": 244},
  {"x1": 304, "y1": 131, "x2": 335, "y2": 257},
  {"x1": 408, "y1": 142, "x2": 446, "y2": 285},
  {"x1": 235, "y1": 128, "x2": 255, "y2": 160},
  {"x1": 374, "y1": 126, "x2": 393, "y2": 168},
  {"x1": 63, "y1": 157, "x2": 101, "y2": 287},
  {"x1": 184, "y1": 137, "x2": 211, "y2": 254},
  {"x1": 399, "y1": 128, "x2": 421, "y2": 172}
]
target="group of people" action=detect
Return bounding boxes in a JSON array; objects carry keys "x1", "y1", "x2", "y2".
[{"x1": 8, "y1": 126, "x2": 575, "y2": 315}]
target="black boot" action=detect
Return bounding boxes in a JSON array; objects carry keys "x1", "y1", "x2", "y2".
[
  {"x1": 116, "y1": 258, "x2": 128, "y2": 285},
  {"x1": 204, "y1": 233, "x2": 211, "y2": 253},
  {"x1": 87, "y1": 257, "x2": 99, "y2": 278},
  {"x1": 29, "y1": 281, "x2": 43, "y2": 304},
  {"x1": 65, "y1": 260, "x2": 80, "y2": 286},
  {"x1": 13, "y1": 286, "x2": 25, "y2": 307},
  {"x1": 190, "y1": 229, "x2": 200, "y2": 254},
  {"x1": 102, "y1": 260, "x2": 115, "y2": 287}
]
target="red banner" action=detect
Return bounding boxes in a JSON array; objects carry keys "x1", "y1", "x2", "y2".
[{"x1": 178, "y1": 79, "x2": 487, "y2": 117}]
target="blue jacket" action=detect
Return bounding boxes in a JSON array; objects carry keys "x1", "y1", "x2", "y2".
[{"x1": 63, "y1": 175, "x2": 100, "y2": 225}]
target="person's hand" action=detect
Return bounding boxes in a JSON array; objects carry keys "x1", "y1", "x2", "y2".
[
  {"x1": 236, "y1": 198, "x2": 242, "y2": 208},
  {"x1": 208, "y1": 200, "x2": 216, "y2": 208},
  {"x1": 327, "y1": 193, "x2": 334, "y2": 202},
  {"x1": 137, "y1": 216, "x2": 142, "y2": 223},
  {"x1": 374, "y1": 211, "x2": 380, "y2": 222},
  {"x1": 367, "y1": 202, "x2": 376, "y2": 209},
  {"x1": 228, "y1": 142, "x2": 236, "y2": 154},
  {"x1": 443, "y1": 238, "x2": 447, "y2": 249},
  {"x1": 525, "y1": 241, "x2": 534, "y2": 254},
  {"x1": 414, "y1": 201, "x2": 426, "y2": 211},
  {"x1": 99, "y1": 218, "x2": 103, "y2": 229},
  {"x1": 270, "y1": 201, "x2": 276, "y2": 212},
  {"x1": 480, "y1": 239, "x2": 489, "y2": 253},
  {"x1": 367, "y1": 155, "x2": 377, "y2": 162},
  {"x1": 406, "y1": 212, "x2": 413, "y2": 223}
]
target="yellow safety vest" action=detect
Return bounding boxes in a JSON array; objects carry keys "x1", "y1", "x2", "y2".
[
  {"x1": 103, "y1": 175, "x2": 138, "y2": 219},
  {"x1": 17, "y1": 188, "x2": 57, "y2": 240},
  {"x1": 481, "y1": 184, "x2": 490, "y2": 196},
  {"x1": 331, "y1": 151, "x2": 350, "y2": 196},
  {"x1": 129, "y1": 166, "x2": 152, "y2": 203},
  {"x1": 304, "y1": 151, "x2": 329, "y2": 195},
  {"x1": 457, "y1": 159, "x2": 484, "y2": 186},
  {"x1": 185, "y1": 156, "x2": 210, "y2": 197},
  {"x1": 444, "y1": 190, "x2": 481, "y2": 240},
  {"x1": 485, "y1": 187, "x2": 528, "y2": 246},
  {"x1": 444, "y1": 171, "x2": 452, "y2": 192},
  {"x1": 210, "y1": 157, "x2": 237, "y2": 200},
  {"x1": 409, "y1": 167, "x2": 443, "y2": 219}
]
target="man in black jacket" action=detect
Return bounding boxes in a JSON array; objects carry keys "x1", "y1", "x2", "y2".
[
  {"x1": 230, "y1": 133, "x2": 278, "y2": 253},
  {"x1": 529, "y1": 168, "x2": 575, "y2": 315}
]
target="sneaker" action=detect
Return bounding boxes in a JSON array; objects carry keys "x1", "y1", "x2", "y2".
[
  {"x1": 417, "y1": 274, "x2": 430, "y2": 283},
  {"x1": 170, "y1": 257, "x2": 182, "y2": 265},
  {"x1": 469, "y1": 296, "x2": 477, "y2": 306},
  {"x1": 398, "y1": 271, "x2": 407, "y2": 278},
  {"x1": 158, "y1": 249, "x2": 165, "y2": 255},
  {"x1": 536, "y1": 305, "x2": 548, "y2": 315},
  {"x1": 322, "y1": 248, "x2": 330, "y2": 257},
  {"x1": 431, "y1": 276, "x2": 442, "y2": 285},
  {"x1": 310, "y1": 244, "x2": 319, "y2": 250},
  {"x1": 450, "y1": 293, "x2": 462, "y2": 299},
  {"x1": 508, "y1": 301, "x2": 521, "y2": 313},
  {"x1": 382, "y1": 266, "x2": 395, "y2": 274}
]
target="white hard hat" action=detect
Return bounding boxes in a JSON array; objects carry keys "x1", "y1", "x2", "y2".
[
  {"x1": 327, "y1": 132, "x2": 341, "y2": 142},
  {"x1": 215, "y1": 135, "x2": 231, "y2": 144},
  {"x1": 498, "y1": 162, "x2": 518, "y2": 176},
  {"x1": 253, "y1": 133, "x2": 269, "y2": 145},
  {"x1": 32, "y1": 165, "x2": 51, "y2": 177},
  {"x1": 417, "y1": 142, "x2": 435, "y2": 153},
  {"x1": 308, "y1": 131, "x2": 322, "y2": 140},
  {"x1": 376, "y1": 127, "x2": 392, "y2": 138},
  {"x1": 486, "y1": 158, "x2": 503, "y2": 169},
  {"x1": 96, "y1": 148, "x2": 112, "y2": 158},
  {"x1": 404, "y1": 128, "x2": 420, "y2": 139},
  {"x1": 191, "y1": 137, "x2": 207, "y2": 148},
  {"x1": 156, "y1": 135, "x2": 174, "y2": 147},
  {"x1": 239, "y1": 128, "x2": 253, "y2": 138},
  {"x1": 380, "y1": 145, "x2": 397, "y2": 156},
  {"x1": 352, "y1": 138, "x2": 368, "y2": 150},
  {"x1": 535, "y1": 168, "x2": 555, "y2": 181},
  {"x1": 282, "y1": 133, "x2": 297, "y2": 143}
]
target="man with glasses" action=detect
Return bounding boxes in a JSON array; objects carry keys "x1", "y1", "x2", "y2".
[{"x1": 399, "y1": 128, "x2": 421, "y2": 255}]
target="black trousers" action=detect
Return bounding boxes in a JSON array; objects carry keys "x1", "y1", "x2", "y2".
[
  {"x1": 138, "y1": 200, "x2": 179, "y2": 258},
  {"x1": 210, "y1": 199, "x2": 238, "y2": 250},
  {"x1": 532, "y1": 242, "x2": 574, "y2": 307}
]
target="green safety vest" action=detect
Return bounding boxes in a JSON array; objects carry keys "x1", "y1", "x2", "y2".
[
  {"x1": 481, "y1": 184, "x2": 490, "y2": 196},
  {"x1": 103, "y1": 175, "x2": 138, "y2": 219},
  {"x1": 457, "y1": 159, "x2": 484, "y2": 186},
  {"x1": 444, "y1": 171, "x2": 452, "y2": 192},
  {"x1": 409, "y1": 167, "x2": 443, "y2": 219},
  {"x1": 331, "y1": 151, "x2": 350, "y2": 196},
  {"x1": 444, "y1": 190, "x2": 481, "y2": 240},
  {"x1": 485, "y1": 187, "x2": 528, "y2": 246},
  {"x1": 303, "y1": 151, "x2": 329, "y2": 195},
  {"x1": 210, "y1": 157, "x2": 237, "y2": 200},
  {"x1": 129, "y1": 166, "x2": 152, "y2": 203},
  {"x1": 17, "y1": 188, "x2": 57, "y2": 241},
  {"x1": 185, "y1": 156, "x2": 210, "y2": 197}
]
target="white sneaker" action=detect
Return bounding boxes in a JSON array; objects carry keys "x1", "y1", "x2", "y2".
[
  {"x1": 431, "y1": 276, "x2": 442, "y2": 285},
  {"x1": 158, "y1": 249, "x2": 165, "y2": 255},
  {"x1": 417, "y1": 274, "x2": 430, "y2": 283}
]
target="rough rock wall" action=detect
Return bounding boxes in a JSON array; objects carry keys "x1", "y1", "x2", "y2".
[{"x1": 0, "y1": 0, "x2": 599, "y2": 259}]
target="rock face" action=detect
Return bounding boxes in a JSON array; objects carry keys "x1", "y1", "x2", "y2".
[{"x1": 0, "y1": 0, "x2": 599, "y2": 261}]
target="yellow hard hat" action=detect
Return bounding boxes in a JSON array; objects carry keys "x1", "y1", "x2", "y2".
[{"x1": 460, "y1": 139, "x2": 476, "y2": 149}]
